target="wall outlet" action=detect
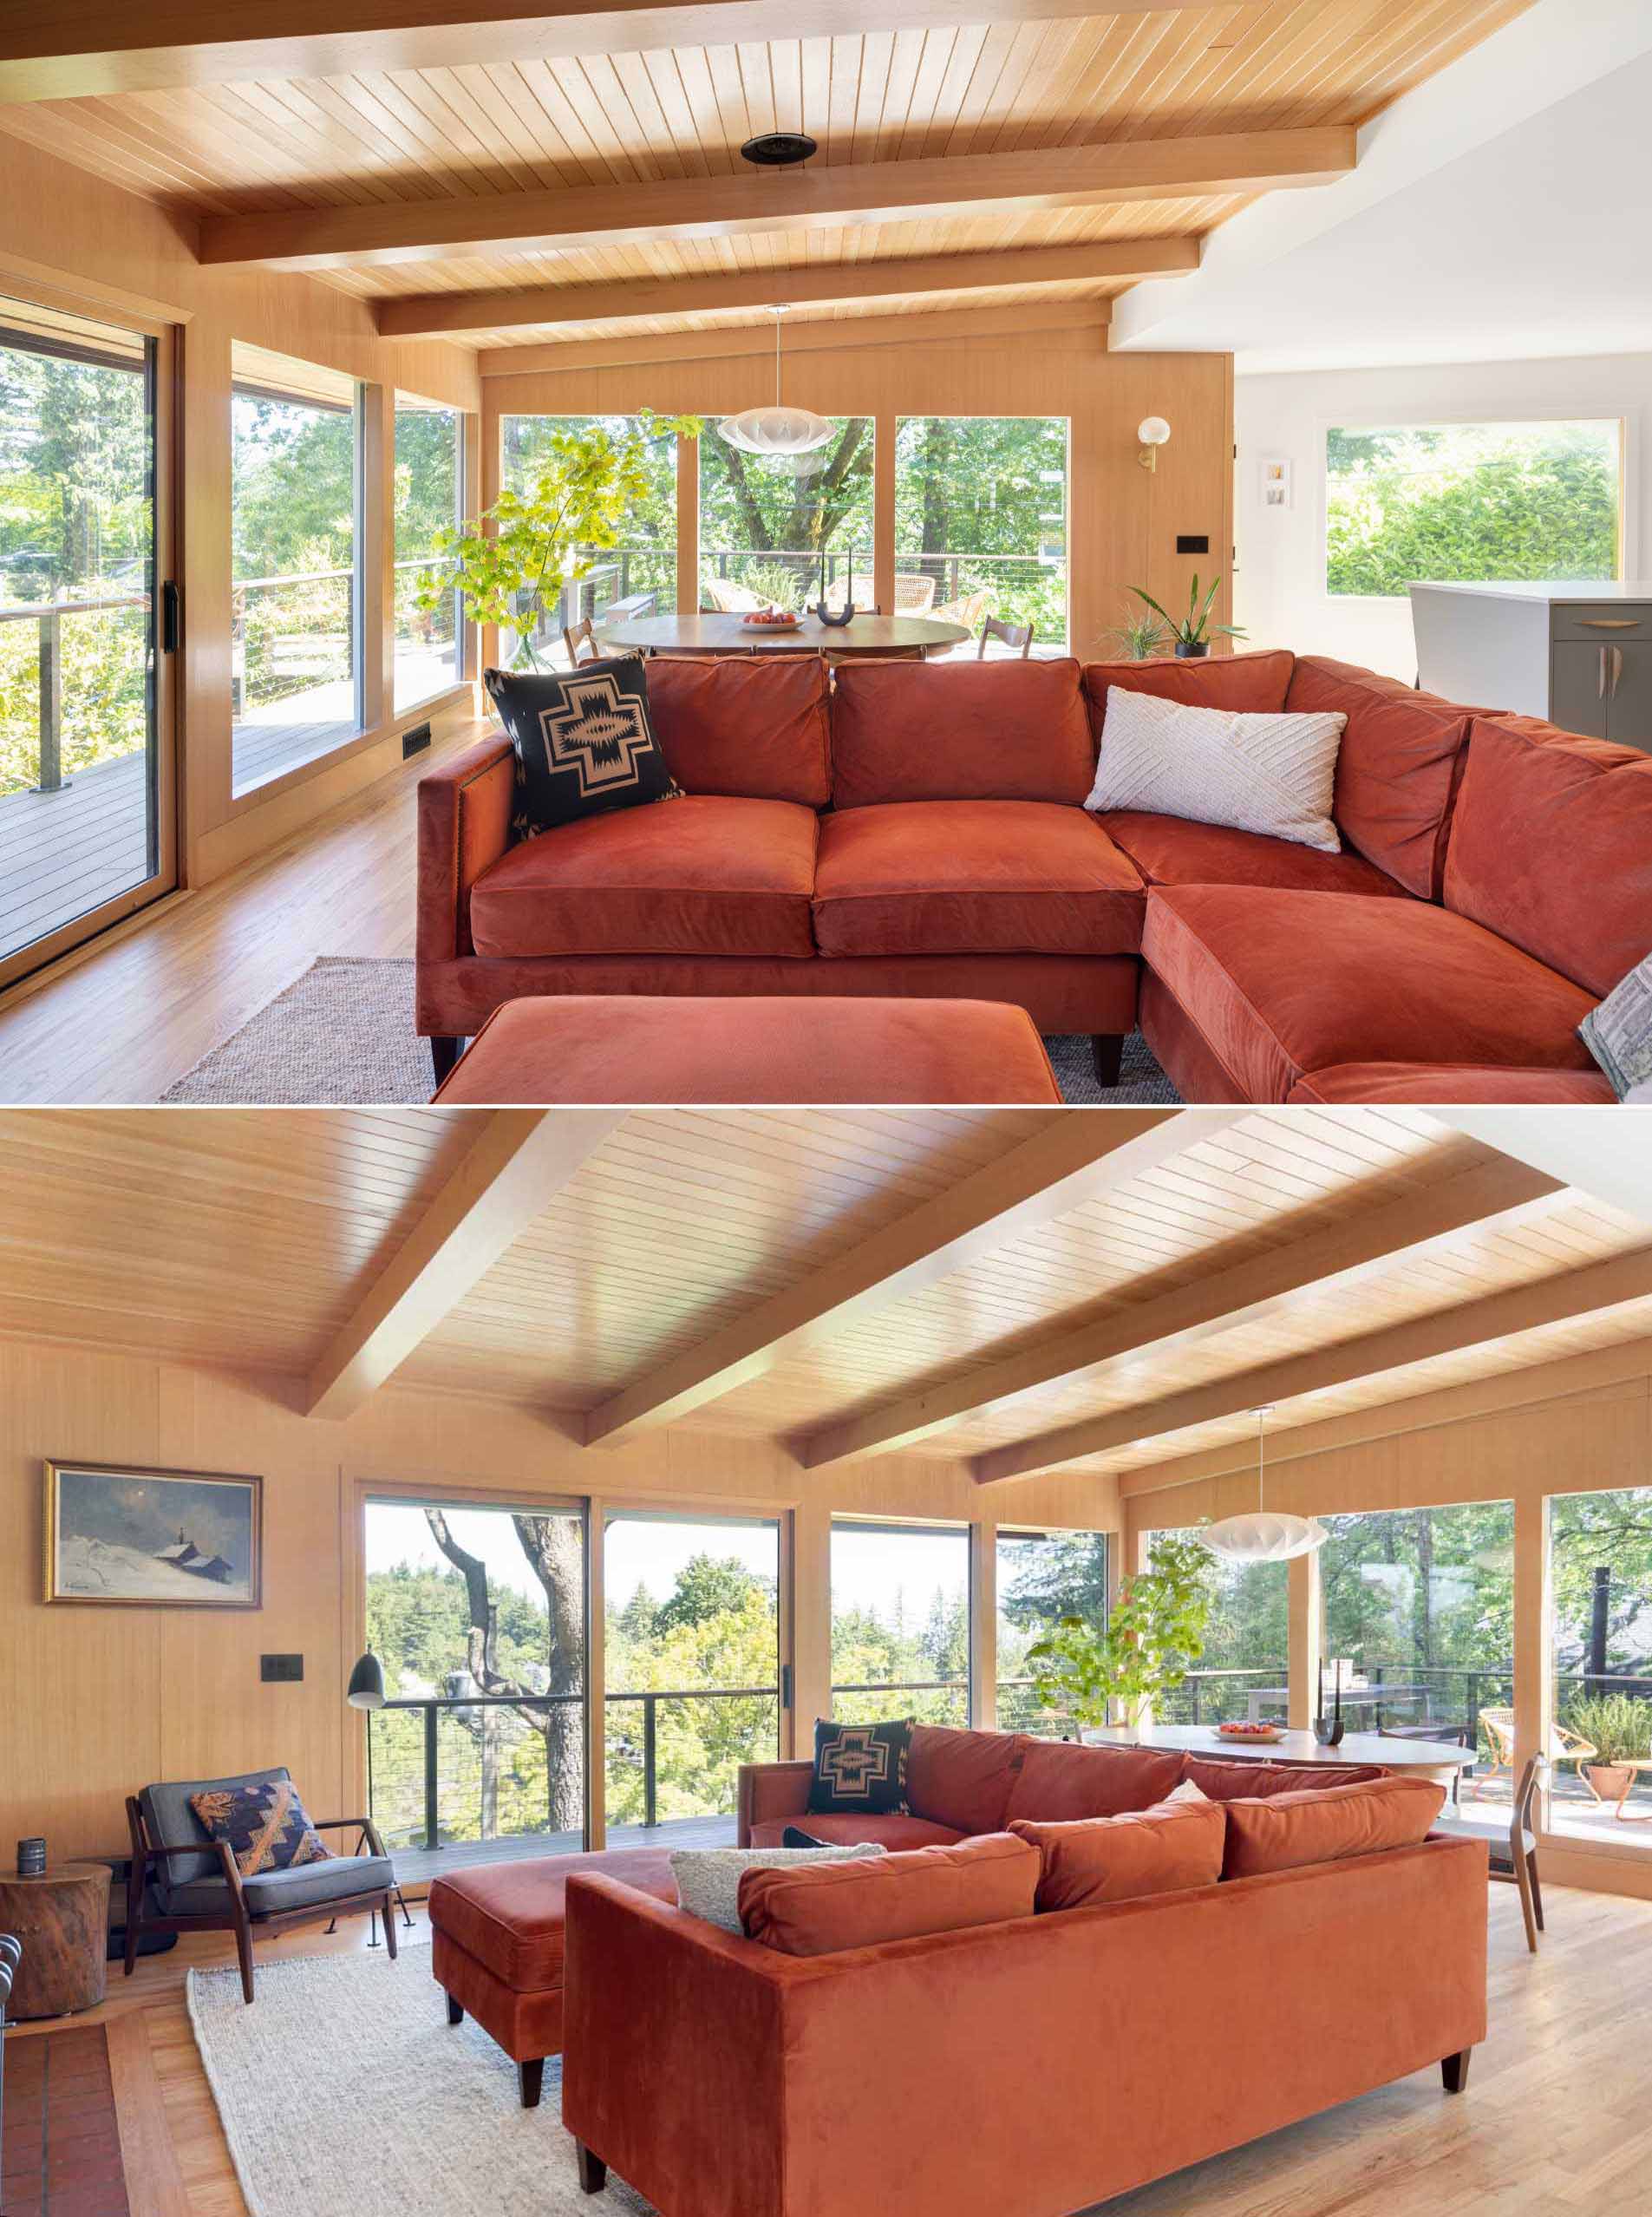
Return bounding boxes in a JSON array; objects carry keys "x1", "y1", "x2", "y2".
[{"x1": 1176, "y1": 534, "x2": 1211, "y2": 555}]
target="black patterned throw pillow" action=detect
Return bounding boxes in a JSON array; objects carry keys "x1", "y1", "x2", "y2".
[
  {"x1": 189, "y1": 1776, "x2": 333, "y2": 1877},
  {"x1": 484, "y1": 657, "x2": 682, "y2": 838},
  {"x1": 806, "y1": 1717, "x2": 913, "y2": 1817}
]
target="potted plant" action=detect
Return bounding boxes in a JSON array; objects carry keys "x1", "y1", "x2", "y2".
[
  {"x1": 1025, "y1": 1533, "x2": 1216, "y2": 1736},
  {"x1": 1126, "y1": 574, "x2": 1247, "y2": 660},
  {"x1": 1566, "y1": 1691, "x2": 1649, "y2": 1803},
  {"x1": 1109, "y1": 602, "x2": 1170, "y2": 661},
  {"x1": 417, "y1": 409, "x2": 702, "y2": 669}
]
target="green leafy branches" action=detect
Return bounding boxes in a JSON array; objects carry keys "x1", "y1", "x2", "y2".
[
  {"x1": 415, "y1": 409, "x2": 702, "y2": 667},
  {"x1": 1127, "y1": 573, "x2": 1247, "y2": 651},
  {"x1": 1026, "y1": 1532, "x2": 1217, "y2": 1730}
]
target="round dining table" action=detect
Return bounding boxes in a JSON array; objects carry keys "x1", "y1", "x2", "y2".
[{"x1": 595, "y1": 611, "x2": 971, "y2": 659}]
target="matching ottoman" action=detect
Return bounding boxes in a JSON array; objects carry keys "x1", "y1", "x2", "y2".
[
  {"x1": 428, "y1": 1848, "x2": 678, "y2": 2107},
  {"x1": 430, "y1": 994, "x2": 1063, "y2": 1104}
]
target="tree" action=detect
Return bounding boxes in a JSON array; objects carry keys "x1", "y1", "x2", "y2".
[
  {"x1": 651, "y1": 1553, "x2": 768, "y2": 1637},
  {"x1": 1027, "y1": 1534, "x2": 1217, "y2": 1730}
]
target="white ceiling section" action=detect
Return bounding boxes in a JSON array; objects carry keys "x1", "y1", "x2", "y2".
[{"x1": 1113, "y1": 0, "x2": 1652, "y2": 372}]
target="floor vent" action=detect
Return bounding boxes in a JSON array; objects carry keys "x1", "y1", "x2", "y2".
[{"x1": 402, "y1": 722, "x2": 433, "y2": 760}]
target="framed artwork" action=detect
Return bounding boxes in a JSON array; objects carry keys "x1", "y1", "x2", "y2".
[
  {"x1": 43, "y1": 1461, "x2": 263, "y2": 1609},
  {"x1": 1260, "y1": 456, "x2": 1293, "y2": 509}
]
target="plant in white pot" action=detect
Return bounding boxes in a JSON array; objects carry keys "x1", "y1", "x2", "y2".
[
  {"x1": 1566, "y1": 1691, "x2": 1649, "y2": 1804},
  {"x1": 1025, "y1": 1533, "x2": 1216, "y2": 1737}
]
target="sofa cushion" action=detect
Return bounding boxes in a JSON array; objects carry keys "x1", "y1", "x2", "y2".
[
  {"x1": 1221, "y1": 1776, "x2": 1446, "y2": 1880},
  {"x1": 1009, "y1": 1796, "x2": 1226, "y2": 1912},
  {"x1": 748, "y1": 1811, "x2": 965, "y2": 1852},
  {"x1": 738, "y1": 1832, "x2": 1039, "y2": 1958},
  {"x1": 426, "y1": 1849, "x2": 679, "y2": 1989},
  {"x1": 468, "y1": 794, "x2": 817, "y2": 958},
  {"x1": 1097, "y1": 810, "x2": 1410, "y2": 900},
  {"x1": 1142, "y1": 885, "x2": 1598, "y2": 1102},
  {"x1": 813, "y1": 801, "x2": 1146, "y2": 958},
  {"x1": 1085, "y1": 689, "x2": 1346, "y2": 853},
  {"x1": 830, "y1": 658, "x2": 1094, "y2": 808},
  {"x1": 1443, "y1": 716, "x2": 1652, "y2": 997},
  {"x1": 671, "y1": 1842, "x2": 885, "y2": 1933},
  {"x1": 647, "y1": 654, "x2": 831, "y2": 808},
  {"x1": 1180, "y1": 1757, "x2": 1383, "y2": 1802},
  {"x1": 169, "y1": 1854, "x2": 396, "y2": 1920},
  {"x1": 142, "y1": 1768, "x2": 293, "y2": 1890},
  {"x1": 1081, "y1": 650, "x2": 1296, "y2": 744},
  {"x1": 1287, "y1": 1062, "x2": 1616, "y2": 1105},
  {"x1": 1285, "y1": 656, "x2": 1477, "y2": 899},
  {"x1": 808, "y1": 1717, "x2": 912, "y2": 1817},
  {"x1": 1002, "y1": 1739, "x2": 1186, "y2": 1824},
  {"x1": 907, "y1": 1724, "x2": 1030, "y2": 1835}
]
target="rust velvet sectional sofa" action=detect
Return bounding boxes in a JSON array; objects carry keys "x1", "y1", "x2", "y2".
[
  {"x1": 416, "y1": 649, "x2": 1650, "y2": 1102},
  {"x1": 556, "y1": 1728, "x2": 1488, "y2": 2217}
]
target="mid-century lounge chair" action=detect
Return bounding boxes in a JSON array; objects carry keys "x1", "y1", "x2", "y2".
[{"x1": 125, "y1": 1767, "x2": 399, "y2": 2002}]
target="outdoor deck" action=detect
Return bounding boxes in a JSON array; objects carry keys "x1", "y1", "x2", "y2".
[{"x1": 387, "y1": 1810, "x2": 735, "y2": 1885}]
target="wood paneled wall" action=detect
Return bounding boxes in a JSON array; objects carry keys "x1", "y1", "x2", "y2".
[
  {"x1": 0, "y1": 128, "x2": 483, "y2": 891},
  {"x1": 0, "y1": 1337, "x2": 1117, "y2": 1864},
  {"x1": 480, "y1": 320, "x2": 1235, "y2": 664}
]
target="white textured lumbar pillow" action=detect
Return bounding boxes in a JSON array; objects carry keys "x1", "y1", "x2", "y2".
[
  {"x1": 1163, "y1": 1777, "x2": 1211, "y2": 1805},
  {"x1": 669, "y1": 1842, "x2": 885, "y2": 1933},
  {"x1": 1085, "y1": 685, "x2": 1347, "y2": 853}
]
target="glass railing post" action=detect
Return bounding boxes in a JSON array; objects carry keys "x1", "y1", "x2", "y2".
[
  {"x1": 643, "y1": 1694, "x2": 658, "y2": 1830},
  {"x1": 423, "y1": 1700, "x2": 440, "y2": 1851}
]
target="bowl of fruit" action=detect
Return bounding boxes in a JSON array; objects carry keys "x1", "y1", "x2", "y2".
[
  {"x1": 741, "y1": 605, "x2": 800, "y2": 631},
  {"x1": 1215, "y1": 1721, "x2": 1284, "y2": 1743}
]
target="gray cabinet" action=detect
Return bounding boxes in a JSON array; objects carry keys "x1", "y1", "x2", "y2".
[{"x1": 1411, "y1": 584, "x2": 1652, "y2": 755}]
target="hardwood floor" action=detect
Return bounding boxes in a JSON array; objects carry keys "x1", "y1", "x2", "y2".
[
  {"x1": 5, "y1": 1885, "x2": 1648, "y2": 2216},
  {"x1": 0, "y1": 716, "x2": 492, "y2": 1106}
]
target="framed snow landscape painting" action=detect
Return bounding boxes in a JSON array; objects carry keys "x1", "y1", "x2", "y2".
[{"x1": 44, "y1": 1462, "x2": 263, "y2": 1608}]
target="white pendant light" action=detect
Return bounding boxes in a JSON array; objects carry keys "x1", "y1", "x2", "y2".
[
  {"x1": 718, "y1": 307, "x2": 835, "y2": 457},
  {"x1": 1202, "y1": 1408, "x2": 1328, "y2": 1564}
]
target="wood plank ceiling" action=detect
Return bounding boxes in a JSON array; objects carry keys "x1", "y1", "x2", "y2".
[
  {"x1": 3, "y1": 1105, "x2": 1648, "y2": 1499},
  {"x1": 0, "y1": 1, "x2": 1534, "y2": 345}
]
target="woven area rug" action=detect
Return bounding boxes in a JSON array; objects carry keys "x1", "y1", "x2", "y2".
[
  {"x1": 188, "y1": 1945, "x2": 656, "y2": 2217},
  {"x1": 161, "y1": 956, "x2": 1179, "y2": 1105}
]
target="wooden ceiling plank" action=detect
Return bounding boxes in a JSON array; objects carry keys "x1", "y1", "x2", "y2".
[
  {"x1": 582, "y1": 1110, "x2": 1241, "y2": 1447},
  {"x1": 798, "y1": 1152, "x2": 1566, "y2": 1470},
  {"x1": 972, "y1": 1244, "x2": 1652, "y2": 1488},
  {"x1": 304, "y1": 1108, "x2": 623, "y2": 1421},
  {"x1": 194, "y1": 126, "x2": 1355, "y2": 268},
  {"x1": 375, "y1": 232, "x2": 1198, "y2": 333}
]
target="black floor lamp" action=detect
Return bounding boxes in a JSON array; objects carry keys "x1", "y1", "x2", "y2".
[{"x1": 347, "y1": 1651, "x2": 414, "y2": 1945}]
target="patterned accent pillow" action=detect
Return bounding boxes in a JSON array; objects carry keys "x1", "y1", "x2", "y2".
[
  {"x1": 1085, "y1": 685, "x2": 1347, "y2": 853},
  {"x1": 669, "y1": 1842, "x2": 885, "y2": 1933},
  {"x1": 189, "y1": 1777, "x2": 332, "y2": 1877},
  {"x1": 1579, "y1": 951, "x2": 1652, "y2": 1101},
  {"x1": 484, "y1": 657, "x2": 682, "y2": 838},
  {"x1": 806, "y1": 1717, "x2": 913, "y2": 1817}
]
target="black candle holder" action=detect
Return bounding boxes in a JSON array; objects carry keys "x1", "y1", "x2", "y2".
[
  {"x1": 813, "y1": 598, "x2": 856, "y2": 629},
  {"x1": 1312, "y1": 1658, "x2": 1346, "y2": 1747},
  {"x1": 16, "y1": 1837, "x2": 46, "y2": 1877}
]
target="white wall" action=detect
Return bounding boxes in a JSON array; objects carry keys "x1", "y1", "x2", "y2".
[{"x1": 1233, "y1": 356, "x2": 1652, "y2": 682}]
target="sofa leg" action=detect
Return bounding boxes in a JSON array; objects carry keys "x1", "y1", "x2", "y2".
[
  {"x1": 1091, "y1": 1033, "x2": 1124, "y2": 1089},
  {"x1": 446, "y1": 1992, "x2": 464, "y2": 2026},
  {"x1": 519, "y1": 2057, "x2": 545, "y2": 2109},
  {"x1": 429, "y1": 1035, "x2": 462, "y2": 1086},
  {"x1": 576, "y1": 2143, "x2": 607, "y2": 2194},
  {"x1": 1441, "y1": 2048, "x2": 1472, "y2": 2095}
]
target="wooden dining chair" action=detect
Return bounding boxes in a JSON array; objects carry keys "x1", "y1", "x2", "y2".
[
  {"x1": 562, "y1": 615, "x2": 598, "y2": 667},
  {"x1": 1432, "y1": 1751, "x2": 1547, "y2": 1952},
  {"x1": 978, "y1": 615, "x2": 1035, "y2": 659}
]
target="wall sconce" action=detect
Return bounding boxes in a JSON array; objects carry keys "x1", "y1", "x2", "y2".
[{"x1": 1138, "y1": 416, "x2": 1172, "y2": 472}]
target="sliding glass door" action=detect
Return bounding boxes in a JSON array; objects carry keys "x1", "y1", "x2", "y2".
[{"x1": 0, "y1": 293, "x2": 175, "y2": 988}]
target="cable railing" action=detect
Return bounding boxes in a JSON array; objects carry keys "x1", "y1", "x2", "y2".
[
  {"x1": 0, "y1": 594, "x2": 150, "y2": 796},
  {"x1": 829, "y1": 1677, "x2": 970, "y2": 1728}
]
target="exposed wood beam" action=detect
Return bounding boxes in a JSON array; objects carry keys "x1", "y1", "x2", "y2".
[
  {"x1": 0, "y1": 3, "x2": 1236, "y2": 104},
  {"x1": 582, "y1": 1111, "x2": 1242, "y2": 1449},
  {"x1": 1429, "y1": 1108, "x2": 1652, "y2": 1228},
  {"x1": 480, "y1": 302, "x2": 1108, "y2": 377},
  {"x1": 798, "y1": 1152, "x2": 1564, "y2": 1471},
  {"x1": 305, "y1": 1108, "x2": 621, "y2": 1421},
  {"x1": 376, "y1": 238, "x2": 1199, "y2": 337},
  {"x1": 971, "y1": 1246, "x2": 1652, "y2": 1487},
  {"x1": 197, "y1": 129, "x2": 1355, "y2": 271}
]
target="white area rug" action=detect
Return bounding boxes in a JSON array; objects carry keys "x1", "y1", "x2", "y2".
[
  {"x1": 160, "y1": 955, "x2": 1180, "y2": 1105},
  {"x1": 188, "y1": 1943, "x2": 656, "y2": 2216}
]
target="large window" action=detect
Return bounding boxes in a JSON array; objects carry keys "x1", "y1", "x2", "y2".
[
  {"x1": 231, "y1": 349, "x2": 362, "y2": 794},
  {"x1": 1548, "y1": 1488, "x2": 1652, "y2": 1840},
  {"x1": 894, "y1": 415, "x2": 1068, "y2": 645},
  {"x1": 363, "y1": 1497, "x2": 587, "y2": 1872},
  {"x1": 700, "y1": 417, "x2": 873, "y2": 613},
  {"x1": 1318, "y1": 1503, "x2": 1513, "y2": 1785},
  {"x1": 500, "y1": 414, "x2": 677, "y2": 663},
  {"x1": 831, "y1": 1518, "x2": 970, "y2": 1726},
  {"x1": 394, "y1": 393, "x2": 464, "y2": 710},
  {"x1": 1146, "y1": 1525, "x2": 1288, "y2": 1724},
  {"x1": 604, "y1": 1514, "x2": 780, "y2": 1843},
  {"x1": 996, "y1": 1528, "x2": 1108, "y2": 1736},
  {"x1": 1325, "y1": 419, "x2": 1621, "y2": 598}
]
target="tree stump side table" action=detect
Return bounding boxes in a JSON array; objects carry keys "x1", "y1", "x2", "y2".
[{"x1": 0, "y1": 1862, "x2": 111, "y2": 2018}]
